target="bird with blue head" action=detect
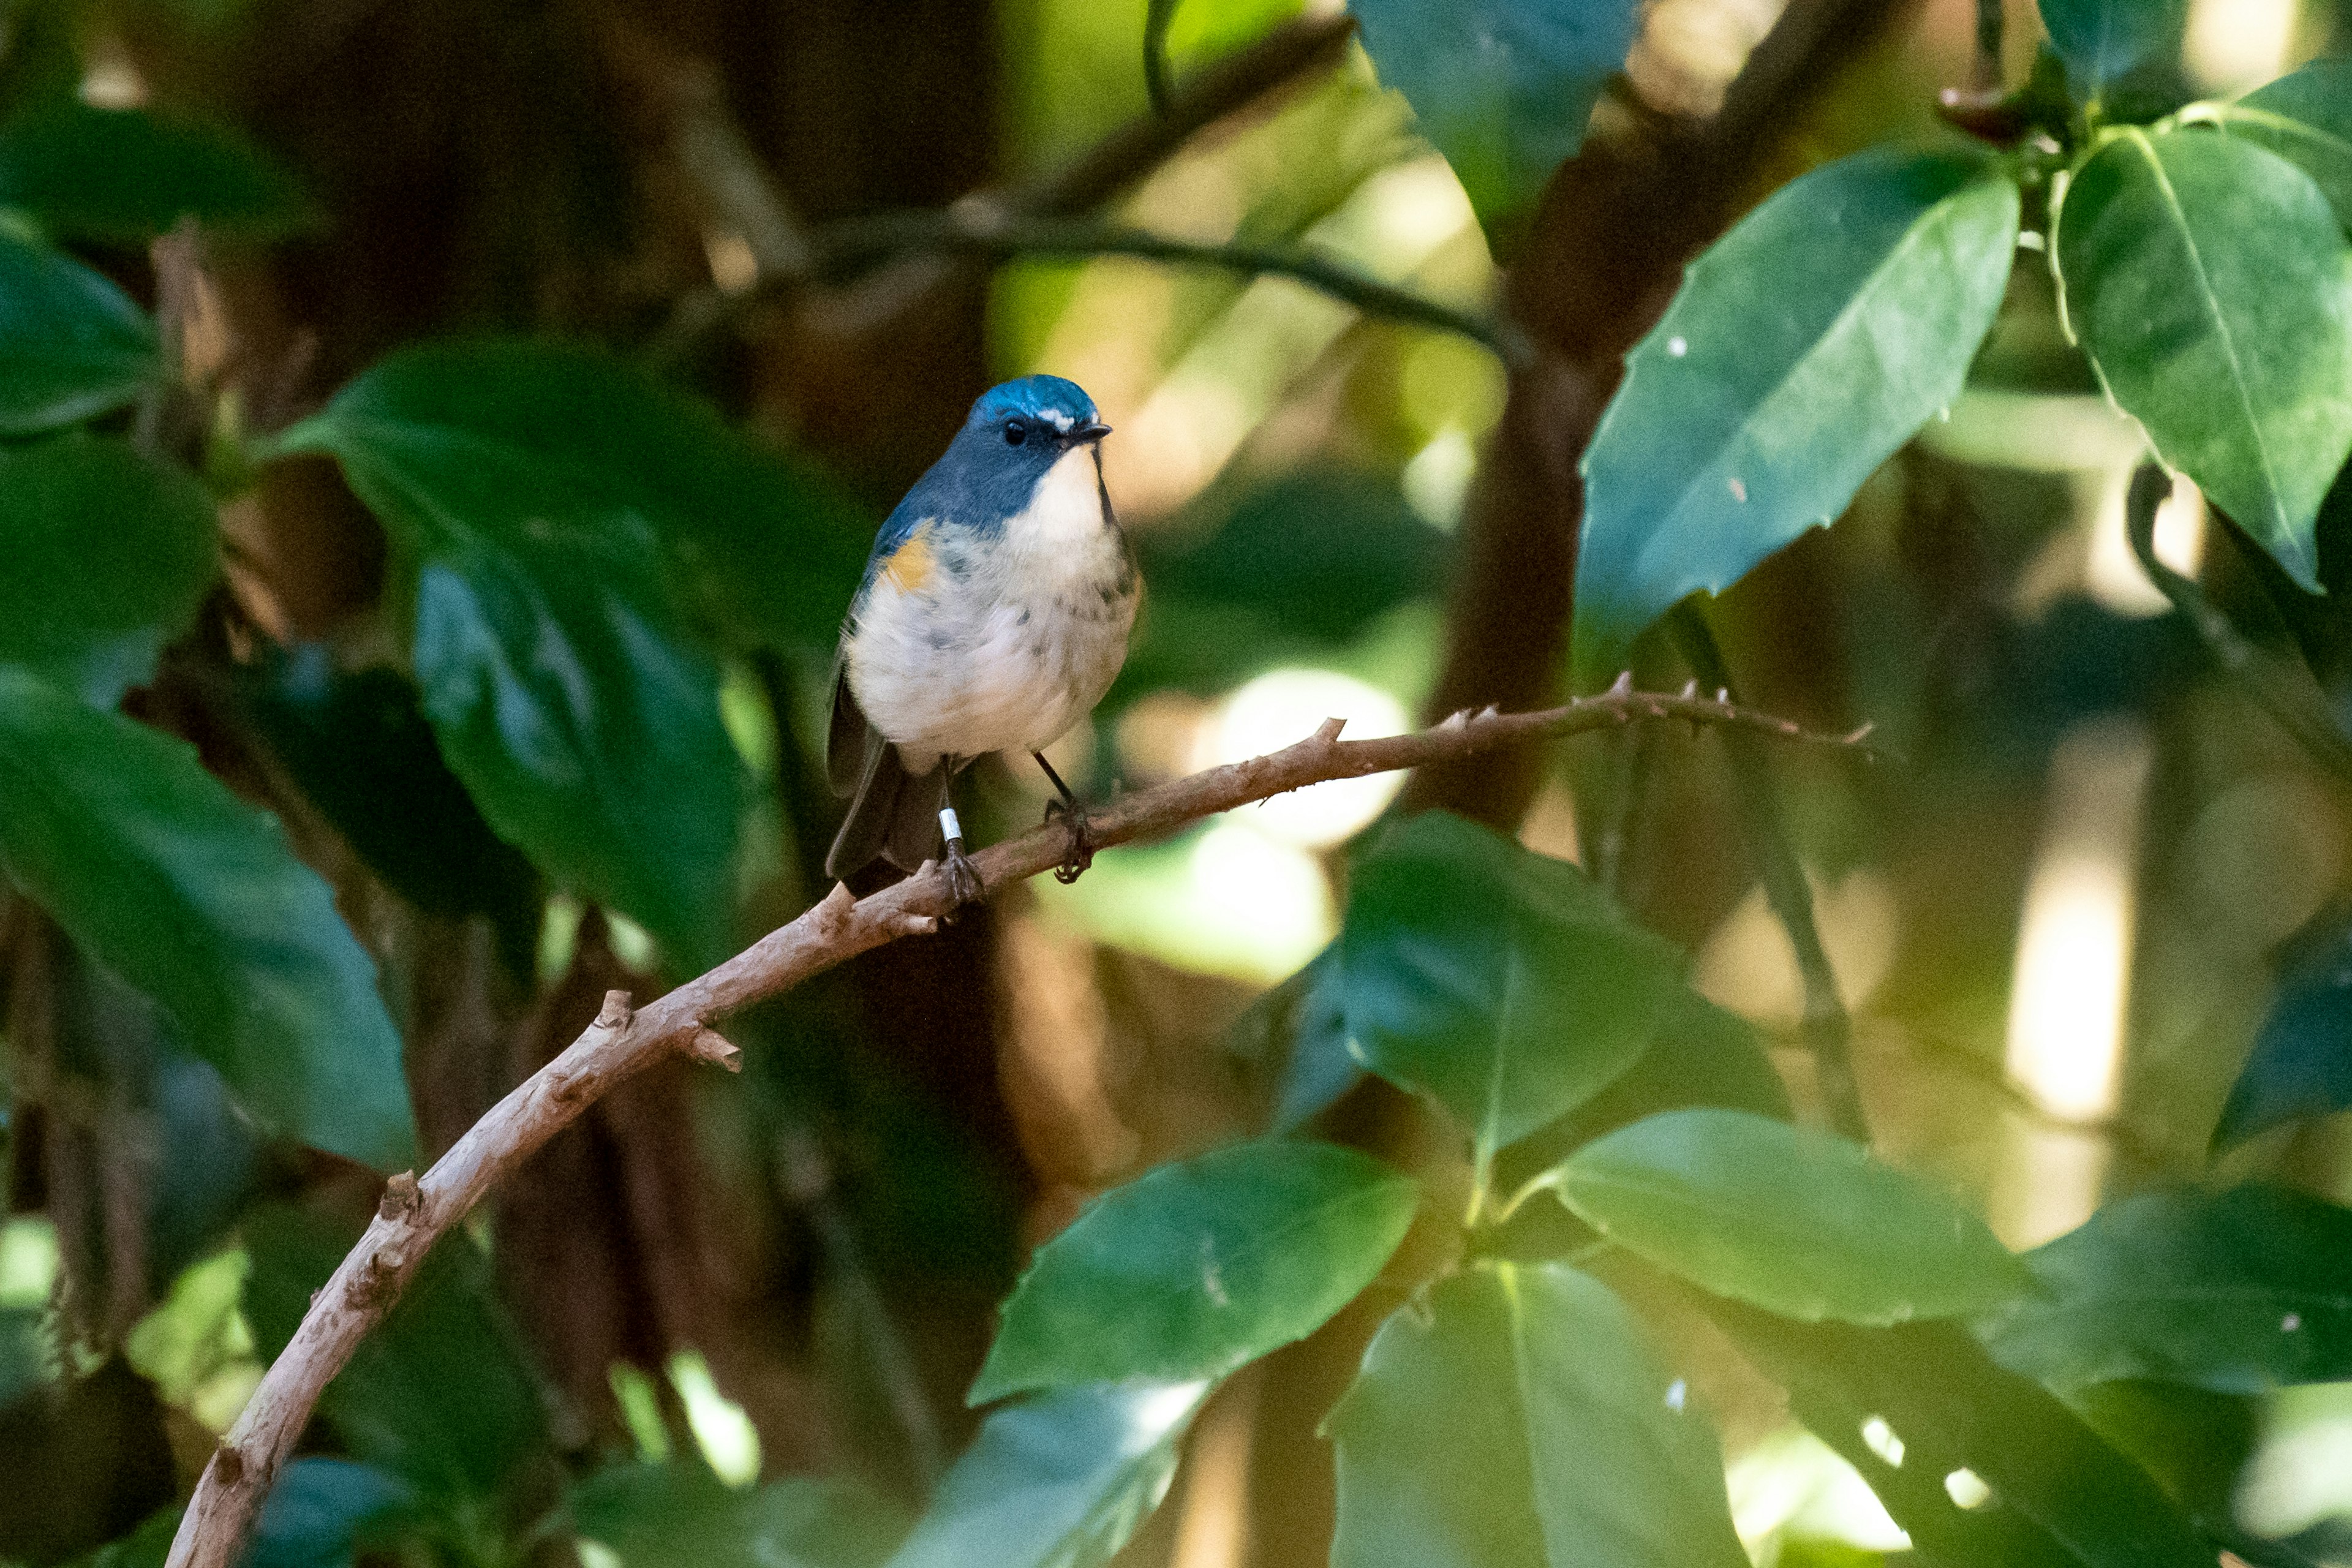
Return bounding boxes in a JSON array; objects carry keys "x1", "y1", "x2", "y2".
[{"x1": 826, "y1": 374, "x2": 1136, "y2": 903}]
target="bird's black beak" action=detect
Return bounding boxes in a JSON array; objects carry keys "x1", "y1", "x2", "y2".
[{"x1": 1075, "y1": 421, "x2": 1112, "y2": 443}]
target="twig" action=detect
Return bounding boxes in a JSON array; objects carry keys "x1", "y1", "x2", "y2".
[
  {"x1": 163, "y1": 685, "x2": 1868, "y2": 1568},
  {"x1": 1144, "y1": 0, "x2": 1184, "y2": 116},
  {"x1": 2122, "y1": 463, "x2": 2352, "y2": 792},
  {"x1": 1669, "y1": 606, "x2": 1870, "y2": 1144},
  {"x1": 809, "y1": 211, "x2": 1531, "y2": 368}
]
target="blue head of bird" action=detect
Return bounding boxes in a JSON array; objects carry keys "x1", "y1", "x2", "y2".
[{"x1": 924, "y1": 374, "x2": 1112, "y2": 524}]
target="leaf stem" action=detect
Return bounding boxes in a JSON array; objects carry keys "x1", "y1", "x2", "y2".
[{"x1": 1668, "y1": 605, "x2": 1869, "y2": 1142}]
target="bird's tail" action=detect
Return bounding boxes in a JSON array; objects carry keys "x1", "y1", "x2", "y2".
[{"x1": 825, "y1": 736, "x2": 948, "y2": 880}]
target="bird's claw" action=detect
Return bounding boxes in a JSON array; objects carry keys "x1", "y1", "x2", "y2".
[
  {"x1": 1045, "y1": 797, "x2": 1095, "y2": 885},
  {"x1": 942, "y1": 838, "x2": 986, "y2": 910}
]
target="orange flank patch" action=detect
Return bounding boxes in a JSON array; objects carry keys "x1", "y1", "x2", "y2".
[{"x1": 880, "y1": 524, "x2": 937, "y2": 594}]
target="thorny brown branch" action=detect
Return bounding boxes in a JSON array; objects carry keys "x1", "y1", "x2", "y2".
[{"x1": 164, "y1": 685, "x2": 1869, "y2": 1568}]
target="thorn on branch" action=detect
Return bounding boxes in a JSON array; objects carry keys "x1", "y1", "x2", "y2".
[
  {"x1": 595, "y1": 990, "x2": 634, "y2": 1031},
  {"x1": 377, "y1": 1172, "x2": 421, "y2": 1223},
  {"x1": 1312, "y1": 715, "x2": 1347, "y2": 745},
  {"x1": 815, "y1": 880, "x2": 854, "y2": 938},
  {"x1": 687, "y1": 1025, "x2": 743, "y2": 1072},
  {"x1": 1608, "y1": 671, "x2": 1634, "y2": 697}
]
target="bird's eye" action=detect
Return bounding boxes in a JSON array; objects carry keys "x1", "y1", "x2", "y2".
[{"x1": 1004, "y1": 419, "x2": 1028, "y2": 447}]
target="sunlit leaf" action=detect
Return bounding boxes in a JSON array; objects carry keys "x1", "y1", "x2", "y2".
[
  {"x1": 0, "y1": 228, "x2": 157, "y2": 435},
  {"x1": 1574, "y1": 148, "x2": 2018, "y2": 684},
  {"x1": 0, "y1": 102, "x2": 314, "y2": 241},
  {"x1": 0, "y1": 669, "x2": 415, "y2": 1171},
  {"x1": 1545, "y1": 1109, "x2": 2032, "y2": 1324},
  {"x1": 244, "y1": 1205, "x2": 546, "y2": 1500},
  {"x1": 1329, "y1": 1261, "x2": 1749, "y2": 1568},
  {"x1": 1349, "y1": 0, "x2": 1640, "y2": 241},
  {"x1": 2210, "y1": 61, "x2": 2352, "y2": 233},
  {"x1": 970, "y1": 1139, "x2": 1416, "y2": 1403},
  {"x1": 0, "y1": 433, "x2": 217, "y2": 706},
  {"x1": 1977, "y1": 1185, "x2": 2352, "y2": 1393},
  {"x1": 276, "y1": 341, "x2": 788, "y2": 968},
  {"x1": 2055, "y1": 127, "x2": 2352, "y2": 591},
  {"x1": 2035, "y1": 0, "x2": 2187, "y2": 102},
  {"x1": 886, "y1": 1381, "x2": 1211, "y2": 1568},
  {"x1": 572, "y1": 1459, "x2": 910, "y2": 1568},
  {"x1": 1335, "y1": 812, "x2": 1685, "y2": 1179}
]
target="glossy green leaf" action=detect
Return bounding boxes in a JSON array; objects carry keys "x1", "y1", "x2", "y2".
[
  {"x1": 1349, "y1": 0, "x2": 1640, "y2": 239},
  {"x1": 244, "y1": 1205, "x2": 546, "y2": 1499},
  {"x1": 2056, "y1": 127, "x2": 2352, "y2": 591},
  {"x1": 1545, "y1": 1109, "x2": 2032, "y2": 1323},
  {"x1": 2035, "y1": 0, "x2": 2186, "y2": 101},
  {"x1": 970, "y1": 1139, "x2": 1416, "y2": 1403},
  {"x1": 1329, "y1": 1261, "x2": 1748, "y2": 1568},
  {"x1": 246, "y1": 1460, "x2": 417, "y2": 1568},
  {"x1": 1335, "y1": 812, "x2": 1686, "y2": 1178},
  {"x1": 276, "y1": 341, "x2": 786, "y2": 968},
  {"x1": 1574, "y1": 149, "x2": 2018, "y2": 685},
  {"x1": 0, "y1": 434, "x2": 217, "y2": 705},
  {"x1": 0, "y1": 669, "x2": 415, "y2": 1170},
  {"x1": 0, "y1": 102, "x2": 314, "y2": 241},
  {"x1": 886, "y1": 1381, "x2": 1210, "y2": 1568},
  {"x1": 1976, "y1": 1185, "x2": 2352, "y2": 1392},
  {"x1": 572, "y1": 1460, "x2": 910, "y2": 1568},
  {"x1": 0, "y1": 228, "x2": 157, "y2": 435},
  {"x1": 2210, "y1": 61, "x2": 2352, "y2": 233},
  {"x1": 1722, "y1": 1309, "x2": 2213, "y2": 1568}
]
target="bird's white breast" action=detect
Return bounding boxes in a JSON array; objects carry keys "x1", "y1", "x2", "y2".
[{"x1": 846, "y1": 445, "x2": 1137, "y2": 768}]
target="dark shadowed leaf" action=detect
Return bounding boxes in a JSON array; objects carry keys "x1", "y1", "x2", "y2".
[
  {"x1": 244, "y1": 1205, "x2": 546, "y2": 1501},
  {"x1": 0, "y1": 669, "x2": 415, "y2": 1170},
  {"x1": 1336, "y1": 812, "x2": 1686, "y2": 1181},
  {"x1": 0, "y1": 229, "x2": 156, "y2": 435},
  {"x1": 2055, "y1": 127, "x2": 2352, "y2": 591},
  {"x1": 0, "y1": 102, "x2": 314, "y2": 241},
  {"x1": 1545, "y1": 1109, "x2": 2032, "y2": 1323},
  {"x1": 2035, "y1": 0, "x2": 2187, "y2": 100},
  {"x1": 571, "y1": 1458, "x2": 910, "y2": 1568},
  {"x1": 1720, "y1": 1308, "x2": 2212, "y2": 1567},
  {"x1": 2212, "y1": 61, "x2": 2352, "y2": 233},
  {"x1": 245, "y1": 1460, "x2": 417, "y2": 1568},
  {"x1": 276, "y1": 341, "x2": 781, "y2": 968},
  {"x1": 970, "y1": 1139, "x2": 1416, "y2": 1403},
  {"x1": 1574, "y1": 148, "x2": 2018, "y2": 685},
  {"x1": 0, "y1": 1306, "x2": 49, "y2": 1408},
  {"x1": 2214, "y1": 926, "x2": 2352, "y2": 1151},
  {"x1": 0, "y1": 434, "x2": 217, "y2": 705},
  {"x1": 63, "y1": 1508, "x2": 179, "y2": 1568},
  {"x1": 1349, "y1": 0, "x2": 1640, "y2": 240},
  {"x1": 1976, "y1": 1185, "x2": 2352, "y2": 1392},
  {"x1": 1329, "y1": 1261, "x2": 1749, "y2": 1568},
  {"x1": 885, "y1": 1381, "x2": 1211, "y2": 1568}
]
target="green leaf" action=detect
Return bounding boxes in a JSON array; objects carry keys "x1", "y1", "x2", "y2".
[
  {"x1": 571, "y1": 1460, "x2": 910, "y2": 1568},
  {"x1": 885, "y1": 1381, "x2": 1211, "y2": 1568},
  {"x1": 1335, "y1": 812, "x2": 1686, "y2": 1181},
  {"x1": 277, "y1": 341, "x2": 791, "y2": 968},
  {"x1": 0, "y1": 668, "x2": 415, "y2": 1170},
  {"x1": 1349, "y1": 0, "x2": 1640, "y2": 241},
  {"x1": 244, "y1": 1205, "x2": 546, "y2": 1500},
  {"x1": 246, "y1": 1460, "x2": 417, "y2": 1568},
  {"x1": 1976, "y1": 1185, "x2": 2352, "y2": 1393},
  {"x1": 0, "y1": 433, "x2": 218, "y2": 705},
  {"x1": 1574, "y1": 149, "x2": 2019, "y2": 685},
  {"x1": 2055, "y1": 126, "x2": 2352, "y2": 592},
  {"x1": 2210, "y1": 61, "x2": 2352, "y2": 234},
  {"x1": 0, "y1": 102, "x2": 314, "y2": 242},
  {"x1": 970, "y1": 1139, "x2": 1416, "y2": 1403},
  {"x1": 1721, "y1": 1309, "x2": 2214, "y2": 1568},
  {"x1": 1329, "y1": 1261, "x2": 1749, "y2": 1568},
  {"x1": 2211, "y1": 922, "x2": 2352, "y2": 1152},
  {"x1": 1545, "y1": 1109, "x2": 2032, "y2": 1324},
  {"x1": 0, "y1": 228, "x2": 157, "y2": 435},
  {"x1": 2035, "y1": 0, "x2": 2187, "y2": 102}
]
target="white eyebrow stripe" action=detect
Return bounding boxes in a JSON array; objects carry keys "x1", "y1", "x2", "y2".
[{"x1": 1041, "y1": 409, "x2": 1073, "y2": 432}]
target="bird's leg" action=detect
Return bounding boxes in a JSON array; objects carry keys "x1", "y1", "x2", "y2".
[
  {"x1": 936, "y1": 772, "x2": 984, "y2": 908},
  {"x1": 1035, "y1": 752, "x2": 1095, "y2": 884}
]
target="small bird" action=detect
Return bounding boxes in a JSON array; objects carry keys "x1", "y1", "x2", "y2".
[{"x1": 825, "y1": 375, "x2": 1137, "y2": 903}]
